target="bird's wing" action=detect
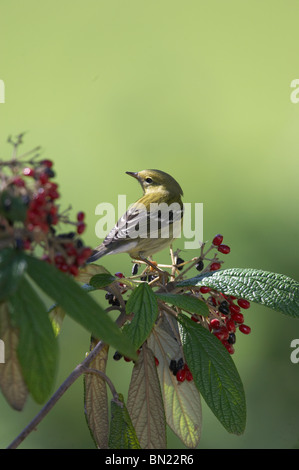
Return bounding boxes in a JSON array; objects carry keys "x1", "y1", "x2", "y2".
[
  {"x1": 102, "y1": 203, "x2": 148, "y2": 248},
  {"x1": 102, "y1": 202, "x2": 184, "y2": 247}
]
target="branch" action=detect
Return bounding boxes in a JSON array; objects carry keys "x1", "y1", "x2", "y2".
[{"x1": 6, "y1": 339, "x2": 106, "y2": 449}]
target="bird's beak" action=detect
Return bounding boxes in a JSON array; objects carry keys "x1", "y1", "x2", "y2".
[{"x1": 126, "y1": 171, "x2": 139, "y2": 180}]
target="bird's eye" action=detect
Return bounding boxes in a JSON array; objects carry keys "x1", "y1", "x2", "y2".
[{"x1": 145, "y1": 177, "x2": 153, "y2": 183}]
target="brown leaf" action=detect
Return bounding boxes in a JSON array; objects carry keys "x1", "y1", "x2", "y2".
[
  {"x1": 0, "y1": 302, "x2": 28, "y2": 411},
  {"x1": 127, "y1": 343, "x2": 166, "y2": 449},
  {"x1": 84, "y1": 340, "x2": 109, "y2": 448},
  {"x1": 76, "y1": 264, "x2": 110, "y2": 284},
  {"x1": 49, "y1": 305, "x2": 65, "y2": 336},
  {"x1": 147, "y1": 322, "x2": 202, "y2": 449}
]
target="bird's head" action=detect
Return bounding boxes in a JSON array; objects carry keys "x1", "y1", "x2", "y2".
[{"x1": 126, "y1": 169, "x2": 183, "y2": 198}]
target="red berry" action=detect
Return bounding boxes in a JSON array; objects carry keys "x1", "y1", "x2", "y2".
[
  {"x1": 81, "y1": 247, "x2": 93, "y2": 259},
  {"x1": 176, "y1": 369, "x2": 186, "y2": 382},
  {"x1": 12, "y1": 177, "x2": 25, "y2": 187},
  {"x1": 154, "y1": 356, "x2": 159, "y2": 367},
  {"x1": 218, "y1": 244, "x2": 230, "y2": 254},
  {"x1": 210, "y1": 262, "x2": 221, "y2": 271},
  {"x1": 239, "y1": 324, "x2": 251, "y2": 334},
  {"x1": 200, "y1": 286, "x2": 211, "y2": 294},
  {"x1": 77, "y1": 211, "x2": 85, "y2": 222},
  {"x1": 212, "y1": 234, "x2": 223, "y2": 246},
  {"x1": 226, "y1": 318, "x2": 236, "y2": 333},
  {"x1": 76, "y1": 254, "x2": 87, "y2": 266},
  {"x1": 115, "y1": 272, "x2": 125, "y2": 278},
  {"x1": 41, "y1": 159, "x2": 53, "y2": 168},
  {"x1": 23, "y1": 167, "x2": 35, "y2": 177},
  {"x1": 48, "y1": 189, "x2": 59, "y2": 200},
  {"x1": 77, "y1": 222, "x2": 86, "y2": 234},
  {"x1": 54, "y1": 254, "x2": 65, "y2": 266},
  {"x1": 213, "y1": 327, "x2": 229, "y2": 341},
  {"x1": 59, "y1": 263, "x2": 69, "y2": 273},
  {"x1": 39, "y1": 173, "x2": 49, "y2": 184},
  {"x1": 229, "y1": 303, "x2": 241, "y2": 315},
  {"x1": 186, "y1": 370, "x2": 193, "y2": 381},
  {"x1": 237, "y1": 299, "x2": 251, "y2": 309},
  {"x1": 69, "y1": 265, "x2": 79, "y2": 276},
  {"x1": 222, "y1": 340, "x2": 235, "y2": 354},
  {"x1": 66, "y1": 243, "x2": 77, "y2": 256},
  {"x1": 231, "y1": 312, "x2": 244, "y2": 324},
  {"x1": 191, "y1": 315, "x2": 199, "y2": 322},
  {"x1": 124, "y1": 356, "x2": 131, "y2": 362},
  {"x1": 210, "y1": 318, "x2": 220, "y2": 329}
]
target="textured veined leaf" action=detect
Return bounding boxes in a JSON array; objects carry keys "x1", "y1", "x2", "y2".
[
  {"x1": 0, "y1": 248, "x2": 27, "y2": 302},
  {"x1": 178, "y1": 313, "x2": 246, "y2": 435},
  {"x1": 0, "y1": 302, "x2": 28, "y2": 410},
  {"x1": 89, "y1": 273, "x2": 116, "y2": 289},
  {"x1": 8, "y1": 277, "x2": 58, "y2": 403},
  {"x1": 147, "y1": 319, "x2": 202, "y2": 449},
  {"x1": 127, "y1": 343, "x2": 166, "y2": 449},
  {"x1": 124, "y1": 283, "x2": 158, "y2": 349},
  {"x1": 109, "y1": 393, "x2": 141, "y2": 449},
  {"x1": 75, "y1": 264, "x2": 111, "y2": 284},
  {"x1": 84, "y1": 341, "x2": 109, "y2": 449},
  {"x1": 155, "y1": 293, "x2": 209, "y2": 316},
  {"x1": 177, "y1": 268, "x2": 299, "y2": 318}
]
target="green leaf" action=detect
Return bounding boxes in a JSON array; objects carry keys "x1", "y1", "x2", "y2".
[
  {"x1": 8, "y1": 277, "x2": 58, "y2": 403},
  {"x1": 24, "y1": 254, "x2": 137, "y2": 360},
  {"x1": 0, "y1": 302, "x2": 28, "y2": 410},
  {"x1": 124, "y1": 283, "x2": 159, "y2": 350},
  {"x1": 49, "y1": 305, "x2": 65, "y2": 336},
  {"x1": 109, "y1": 393, "x2": 141, "y2": 449},
  {"x1": 0, "y1": 191, "x2": 27, "y2": 222},
  {"x1": 89, "y1": 273, "x2": 116, "y2": 289},
  {"x1": 84, "y1": 341, "x2": 109, "y2": 449},
  {"x1": 178, "y1": 313, "x2": 246, "y2": 435},
  {"x1": 147, "y1": 321, "x2": 202, "y2": 448},
  {"x1": 0, "y1": 248, "x2": 27, "y2": 301},
  {"x1": 155, "y1": 293, "x2": 209, "y2": 317},
  {"x1": 127, "y1": 343, "x2": 166, "y2": 449},
  {"x1": 177, "y1": 268, "x2": 299, "y2": 318}
]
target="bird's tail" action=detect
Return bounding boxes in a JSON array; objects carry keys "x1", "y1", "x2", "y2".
[{"x1": 87, "y1": 244, "x2": 107, "y2": 263}]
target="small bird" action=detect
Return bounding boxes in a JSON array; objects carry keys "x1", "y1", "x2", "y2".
[{"x1": 87, "y1": 169, "x2": 184, "y2": 263}]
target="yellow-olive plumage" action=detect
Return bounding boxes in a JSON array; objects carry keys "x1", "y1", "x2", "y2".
[{"x1": 87, "y1": 169, "x2": 184, "y2": 263}]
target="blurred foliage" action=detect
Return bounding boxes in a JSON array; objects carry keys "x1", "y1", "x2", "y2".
[{"x1": 0, "y1": 0, "x2": 299, "y2": 449}]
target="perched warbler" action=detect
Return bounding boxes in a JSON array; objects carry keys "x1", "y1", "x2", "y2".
[{"x1": 87, "y1": 169, "x2": 184, "y2": 263}]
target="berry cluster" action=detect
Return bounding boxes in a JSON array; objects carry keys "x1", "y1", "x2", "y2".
[
  {"x1": 105, "y1": 292, "x2": 121, "y2": 307},
  {"x1": 113, "y1": 348, "x2": 159, "y2": 367},
  {"x1": 0, "y1": 137, "x2": 92, "y2": 276},
  {"x1": 192, "y1": 289, "x2": 251, "y2": 355},
  {"x1": 185, "y1": 234, "x2": 252, "y2": 354},
  {"x1": 169, "y1": 358, "x2": 193, "y2": 383},
  {"x1": 44, "y1": 232, "x2": 93, "y2": 276}
]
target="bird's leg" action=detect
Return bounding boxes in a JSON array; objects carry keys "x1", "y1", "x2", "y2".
[{"x1": 138, "y1": 254, "x2": 169, "y2": 286}]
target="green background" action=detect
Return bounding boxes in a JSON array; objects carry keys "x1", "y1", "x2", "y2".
[{"x1": 1, "y1": 0, "x2": 299, "y2": 449}]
